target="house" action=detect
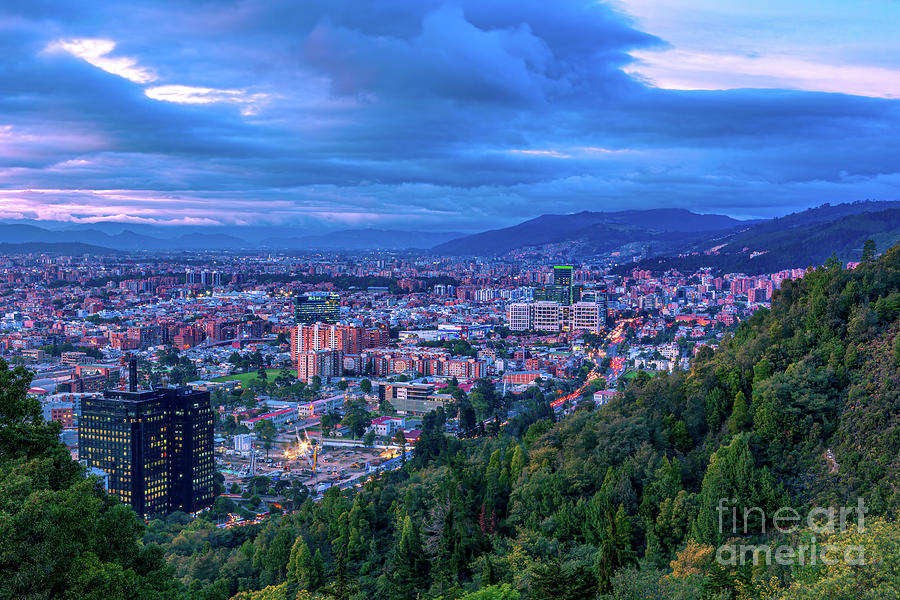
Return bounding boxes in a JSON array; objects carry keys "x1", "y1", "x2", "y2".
[{"x1": 369, "y1": 416, "x2": 405, "y2": 437}]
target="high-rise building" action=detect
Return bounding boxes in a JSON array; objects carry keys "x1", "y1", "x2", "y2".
[
  {"x1": 507, "y1": 303, "x2": 532, "y2": 331},
  {"x1": 533, "y1": 284, "x2": 570, "y2": 305},
  {"x1": 532, "y1": 301, "x2": 562, "y2": 331},
  {"x1": 570, "y1": 301, "x2": 605, "y2": 334},
  {"x1": 291, "y1": 323, "x2": 388, "y2": 363},
  {"x1": 295, "y1": 293, "x2": 340, "y2": 324},
  {"x1": 296, "y1": 348, "x2": 343, "y2": 383},
  {"x1": 78, "y1": 373, "x2": 214, "y2": 518},
  {"x1": 553, "y1": 266, "x2": 574, "y2": 304}
]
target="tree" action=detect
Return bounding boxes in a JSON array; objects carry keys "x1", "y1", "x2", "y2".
[
  {"x1": 691, "y1": 434, "x2": 784, "y2": 545},
  {"x1": 727, "y1": 390, "x2": 751, "y2": 434},
  {"x1": 359, "y1": 378, "x2": 372, "y2": 394},
  {"x1": 320, "y1": 411, "x2": 340, "y2": 437},
  {"x1": 0, "y1": 359, "x2": 179, "y2": 599},
  {"x1": 213, "y1": 495, "x2": 237, "y2": 518},
  {"x1": 458, "y1": 397, "x2": 477, "y2": 437},
  {"x1": 593, "y1": 503, "x2": 636, "y2": 593},
  {"x1": 862, "y1": 238, "x2": 876, "y2": 262},
  {"x1": 336, "y1": 379, "x2": 349, "y2": 391},
  {"x1": 255, "y1": 419, "x2": 277, "y2": 458},
  {"x1": 393, "y1": 428, "x2": 407, "y2": 464},
  {"x1": 389, "y1": 516, "x2": 428, "y2": 599},
  {"x1": 341, "y1": 398, "x2": 372, "y2": 438},
  {"x1": 531, "y1": 559, "x2": 596, "y2": 600},
  {"x1": 363, "y1": 429, "x2": 376, "y2": 447},
  {"x1": 460, "y1": 584, "x2": 521, "y2": 600},
  {"x1": 287, "y1": 539, "x2": 324, "y2": 592},
  {"x1": 242, "y1": 389, "x2": 258, "y2": 408},
  {"x1": 310, "y1": 375, "x2": 321, "y2": 392}
]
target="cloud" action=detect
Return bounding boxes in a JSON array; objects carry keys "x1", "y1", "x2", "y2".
[
  {"x1": 626, "y1": 49, "x2": 900, "y2": 99},
  {"x1": 145, "y1": 85, "x2": 271, "y2": 115},
  {"x1": 46, "y1": 38, "x2": 157, "y2": 83},
  {"x1": 0, "y1": 0, "x2": 896, "y2": 232}
]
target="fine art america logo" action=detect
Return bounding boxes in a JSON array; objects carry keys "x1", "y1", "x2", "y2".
[{"x1": 715, "y1": 497, "x2": 867, "y2": 566}]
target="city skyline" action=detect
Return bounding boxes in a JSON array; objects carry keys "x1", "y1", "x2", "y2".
[{"x1": 1, "y1": 0, "x2": 899, "y2": 231}]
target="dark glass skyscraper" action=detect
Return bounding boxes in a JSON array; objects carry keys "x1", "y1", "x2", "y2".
[
  {"x1": 79, "y1": 386, "x2": 214, "y2": 517},
  {"x1": 553, "y1": 265, "x2": 573, "y2": 304},
  {"x1": 534, "y1": 266, "x2": 575, "y2": 306},
  {"x1": 295, "y1": 292, "x2": 340, "y2": 324}
]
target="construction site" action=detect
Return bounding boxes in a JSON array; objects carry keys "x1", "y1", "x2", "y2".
[{"x1": 217, "y1": 429, "x2": 409, "y2": 498}]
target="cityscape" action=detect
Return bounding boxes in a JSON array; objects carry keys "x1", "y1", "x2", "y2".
[{"x1": 2, "y1": 1, "x2": 900, "y2": 600}]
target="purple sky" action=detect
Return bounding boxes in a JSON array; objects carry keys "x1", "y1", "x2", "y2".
[{"x1": 1, "y1": 0, "x2": 899, "y2": 231}]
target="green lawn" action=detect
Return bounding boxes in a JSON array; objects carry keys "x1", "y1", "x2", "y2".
[
  {"x1": 621, "y1": 369, "x2": 660, "y2": 381},
  {"x1": 210, "y1": 369, "x2": 285, "y2": 385}
]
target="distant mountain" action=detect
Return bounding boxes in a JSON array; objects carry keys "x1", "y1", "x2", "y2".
[
  {"x1": 431, "y1": 208, "x2": 747, "y2": 255},
  {"x1": 0, "y1": 223, "x2": 251, "y2": 250},
  {"x1": 0, "y1": 242, "x2": 118, "y2": 255},
  {"x1": 168, "y1": 233, "x2": 251, "y2": 250},
  {"x1": 0, "y1": 222, "x2": 462, "y2": 251},
  {"x1": 263, "y1": 229, "x2": 466, "y2": 250},
  {"x1": 620, "y1": 203, "x2": 900, "y2": 275}
]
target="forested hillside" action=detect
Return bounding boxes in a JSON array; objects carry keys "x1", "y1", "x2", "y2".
[
  {"x1": 620, "y1": 207, "x2": 900, "y2": 276},
  {"x1": 3, "y1": 246, "x2": 900, "y2": 599}
]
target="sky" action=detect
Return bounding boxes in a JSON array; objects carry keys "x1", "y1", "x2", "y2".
[{"x1": 0, "y1": 0, "x2": 899, "y2": 232}]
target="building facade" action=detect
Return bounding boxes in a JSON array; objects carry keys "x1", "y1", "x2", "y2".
[
  {"x1": 507, "y1": 303, "x2": 532, "y2": 331},
  {"x1": 78, "y1": 386, "x2": 214, "y2": 517},
  {"x1": 532, "y1": 301, "x2": 562, "y2": 331},
  {"x1": 296, "y1": 348, "x2": 343, "y2": 383},
  {"x1": 295, "y1": 293, "x2": 340, "y2": 324},
  {"x1": 570, "y1": 301, "x2": 605, "y2": 334}
]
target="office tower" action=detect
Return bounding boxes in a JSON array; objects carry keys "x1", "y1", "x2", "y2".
[
  {"x1": 532, "y1": 301, "x2": 562, "y2": 331},
  {"x1": 533, "y1": 284, "x2": 569, "y2": 305},
  {"x1": 507, "y1": 302, "x2": 533, "y2": 331},
  {"x1": 295, "y1": 292, "x2": 340, "y2": 324},
  {"x1": 578, "y1": 290, "x2": 608, "y2": 329},
  {"x1": 78, "y1": 367, "x2": 214, "y2": 517},
  {"x1": 553, "y1": 266, "x2": 573, "y2": 304},
  {"x1": 571, "y1": 301, "x2": 604, "y2": 334}
]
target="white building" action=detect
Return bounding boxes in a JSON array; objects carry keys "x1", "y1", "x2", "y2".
[
  {"x1": 369, "y1": 416, "x2": 405, "y2": 437},
  {"x1": 532, "y1": 301, "x2": 562, "y2": 331},
  {"x1": 298, "y1": 394, "x2": 344, "y2": 417},
  {"x1": 507, "y1": 303, "x2": 532, "y2": 331},
  {"x1": 570, "y1": 301, "x2": 604, "y2": 334},
  {"x1": 234, "y1": 433, "x2": 253, "y2": 452}
]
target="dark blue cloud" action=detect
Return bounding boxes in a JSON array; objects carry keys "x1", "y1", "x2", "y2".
[{"x1": 0, "y1": 0, "x2": 898, "y2": 229}]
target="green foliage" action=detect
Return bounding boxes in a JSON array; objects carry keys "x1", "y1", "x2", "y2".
[
  {"x1": 861, "y1": 238, "x2": 876, "y2": 262},
  {"x1": 0, "y1": 359, "x2": 179, "y2": 599},
  {"x1": 340, "y1": 398, "x2": 371, "y2": 438},
  {"x1": 459, "y1": 583, "x2": 520, "y2": 600},
  {"x1": 389, "y1": 516, "x2": 429, "y2": 599}
]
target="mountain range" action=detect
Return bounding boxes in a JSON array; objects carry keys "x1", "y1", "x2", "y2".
[
  {"x1": 3, "y1": 202, "x2": 900, "y2": 272},
  {"x1": 617, "y1": 201, "x2": 900, "y2": 275},
  {"x1": 0, "y1": 223, "x2": 463, "y2": 252},
  {"x1": 430, "y1": 208, "x2": 749, "y2": 255},
  {"x1": 262, "y1": 229, "x2": 464, "y2": 250}
]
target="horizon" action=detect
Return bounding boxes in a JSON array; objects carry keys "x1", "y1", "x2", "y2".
[{"x1": 1, "y1": 1, "x2": 899, "y2": 230}]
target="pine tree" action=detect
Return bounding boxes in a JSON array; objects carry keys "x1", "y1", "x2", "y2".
[
  {"x1": 593, "y1": 503, "x2": 635, "y2": 593},
  {"x1": 389, "y1": 516, "x2": 428, "y2": 599},
  {"x1": 727, "y1": 390, "x2": 750, "y2": 434},
  {"x1": 862, "y1": 238, "x2": 876, "y2": 262},
  {"x1": 287, "y1": 539, "x2": 323, "y2": 592}
]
